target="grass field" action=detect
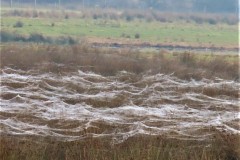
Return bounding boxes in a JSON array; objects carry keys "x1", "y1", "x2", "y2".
[{"x1": 1, "y1": 8, "x2": 238, "y2": 48}]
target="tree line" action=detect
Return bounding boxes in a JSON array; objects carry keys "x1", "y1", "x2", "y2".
[{"x1": 3, "y1": 0, "x2": 238, "y2": 13}]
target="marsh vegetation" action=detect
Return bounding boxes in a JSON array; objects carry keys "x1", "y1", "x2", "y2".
[
  {"x1": 0, "y1": 44, "x2": 239, "y2": 159},
  {"x1": 0, "y1": 1, "x2": 239, "y2": 159}
]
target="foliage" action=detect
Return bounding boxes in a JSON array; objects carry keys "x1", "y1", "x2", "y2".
[
  {"x1": 135, "y1": 33, "x2": 140, "y2": 39},
  {"x1": 0, "y1": 31, "x2": 77, "y2": 45},
  {"x1": 13, "y1": 21, "x2": 24, "y2": 28},
  {"x1": 1, "y1": 44, "x2": 238, "y2": 80}
]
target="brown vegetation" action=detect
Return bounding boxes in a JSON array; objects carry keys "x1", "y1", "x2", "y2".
[
  {"x1": 1, "y1": 130, "x2": 239, "y2": 160},
  {"x1": 0, "y1": 43, "x2": 239, "y2": 160},
  {"x1": 1, "y1": 31, "x2": 77, "y2": 45},
  {"x1": 3, "y1": 8, "x2": 238, "y2": 25},
  {"x1": 0, "y1": 44, "x2": 239, "y2": 80}
]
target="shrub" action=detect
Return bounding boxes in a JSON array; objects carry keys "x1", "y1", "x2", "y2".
[
  {"x1": 0, "y1": 31, "x2": 78, "y2": 45},
  {"x1": 68, "y1": 37, "x2": 77, "y2": 45},
  {"x1": 65, "y1": 14, "x2": 69, "y2": 19},
  {"x1": 13, "y1": 21, "x2": 24, "y2": 28},
  {"x1": 126, "y1": 15, "x2": 134, "y2": 21},
  {"x1": 0, "y1": 31, "x2": 28, "y2": 42},
  {"x1": 208, "y1": 18, "x2": 217, "y2": 25},
  {"x1": 136, "y1": 13, "x2": 144, "y2": 19},
  {"x1": 93, "y1": 14, "x2": 98, "y2": 19},
  {"x1": 135, "y1": 33, "x2": 140, "y2": 39},
  {"x1": 28, "y1": 33, "x2": 45, "y2": 43},
  {"x1": 0, "y1": 31, "x2": 16, "y2": 42},
  {"x1": 15, "y1": 35, "x2": 27, "y2": 42},
  {"x1": 158, "y1": 17, "x2": 167, "y2": 23}
]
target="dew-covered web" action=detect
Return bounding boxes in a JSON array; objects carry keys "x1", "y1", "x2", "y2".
[{"x1": 0, "y1": 66, "x2": 239, "y2": 143}]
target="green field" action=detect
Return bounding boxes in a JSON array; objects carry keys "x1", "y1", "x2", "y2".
[{"x1": 1, "y1": 8, "x2": 238, "y2": 48}]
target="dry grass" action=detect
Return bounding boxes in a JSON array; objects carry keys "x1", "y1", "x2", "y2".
[
  {"x1": 1, "y1": 130, "x2": 239, "y2": 160},
  {"x1": 0, "y1": 43, "x2": 239, "y2": 159},
  {"x1": 0, "y1": 44, "x2": 239, "y2": 81}
]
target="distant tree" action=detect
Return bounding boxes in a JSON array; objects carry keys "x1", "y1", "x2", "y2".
[
  {"x1": 2, "y1": 0, "x2": 238, "y2": 13},
  {"x1": 193, "y1": 0, "x2": 237, "y2": 13}
]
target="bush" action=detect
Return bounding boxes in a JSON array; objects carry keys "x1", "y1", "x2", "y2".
[
  {"x1": 135, "y1": 33, "x2": 140, "y2": 39},
  {"x1": 13, "y1": 21, "x2": 24, "y2": 28},
  {"x1": 65, "y1": 14, "x2": 69, "y2": 19},
  {"x1": 93, "y1": 14, "x2": 98, "y2": 19},
  {"x1": 15, "y1": 35, "x2": 27, "y2": 42},
  {"x1": 126, "y1": 15, "x2": 134, "y2": 21},
  {"x1": 28, "y1": 33, "x2": 45, "y2": 43},
  {"x1": 0, "y1": 31, "x2": 27, "y2": 42},
  {"x1": 0, "y1": 31, "x2": 78, "y2": 45},
  {"x1": 208, "y1": 18, "x2": 217, "y2": 25},
  {"x1": 0, "y1": 31, "x2": 16, "y2": 42},
  {"x1": 68, "y1": 37, "x2": 77, "y2": 45},
  {"x1": 158, "y1": 17, "x2": 167, "y2": 23}
]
